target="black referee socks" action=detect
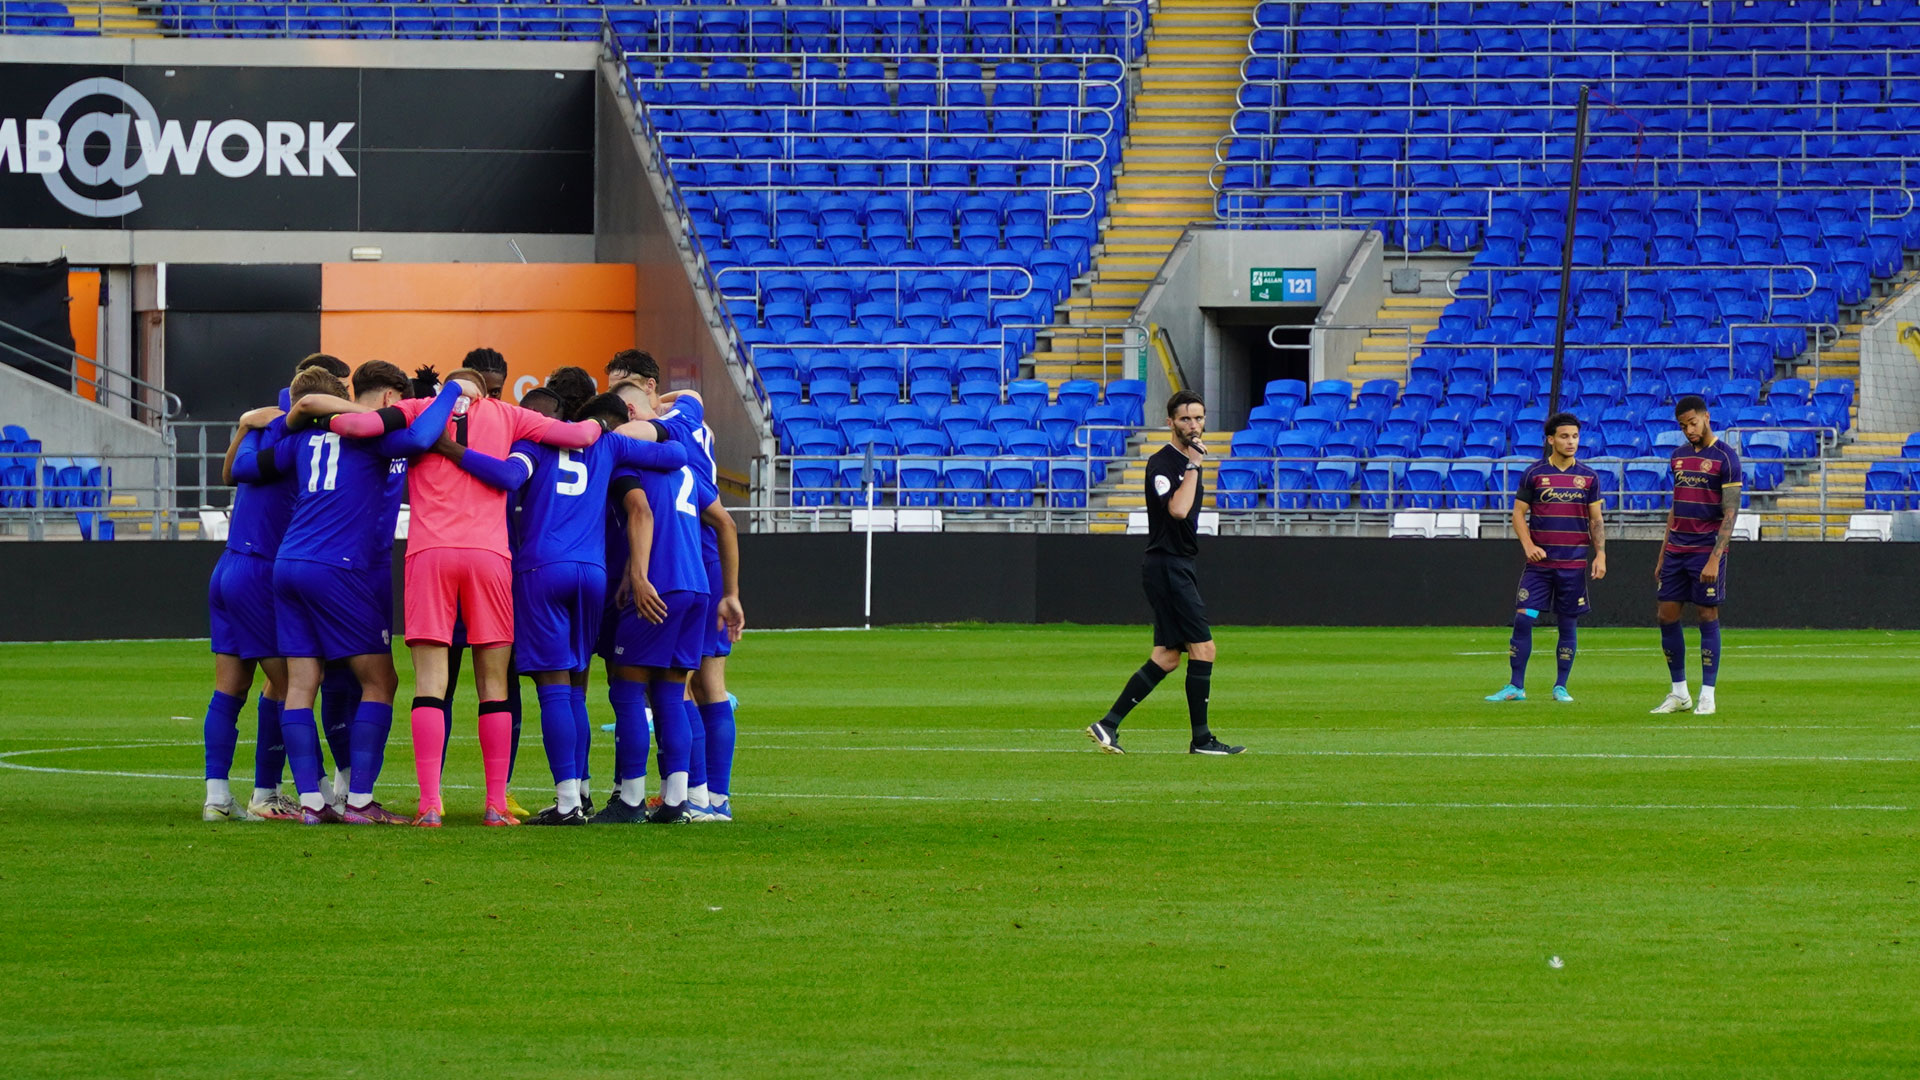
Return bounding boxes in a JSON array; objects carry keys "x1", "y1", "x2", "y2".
[
  {"x1": 1185, "y1": 660, "x2": 1213, "y2": 739},
  {"x1": 1103, "y1": 661, "x2": 1171, "y2": 728}
]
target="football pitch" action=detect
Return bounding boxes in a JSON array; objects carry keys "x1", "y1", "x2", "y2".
[{"x1": 1, "y1": 625, "x2": 1914, "y2": 1078}]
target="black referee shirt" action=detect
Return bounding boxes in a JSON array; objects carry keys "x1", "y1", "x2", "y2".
[{"x1": 1144, "y1": 444, "x2": 1200, "y2": 558}]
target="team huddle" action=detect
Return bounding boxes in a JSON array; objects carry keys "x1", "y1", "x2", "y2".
[{"x1": 200, "y1": 348, "x2": 743, "y2": 827}]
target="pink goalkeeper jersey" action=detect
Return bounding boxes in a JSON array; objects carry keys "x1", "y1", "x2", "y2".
[{"x1": 391, "y1": 396, "x2": 590, "y2": 558}]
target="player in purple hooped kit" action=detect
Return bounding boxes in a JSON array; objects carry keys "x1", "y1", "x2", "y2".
[
  {"x1": 1486, "y1": 412, "x2": 1607, "y2": 703},
  {"x1": 1650, "y1": 395, "x2": 1742, "y2": 717}
]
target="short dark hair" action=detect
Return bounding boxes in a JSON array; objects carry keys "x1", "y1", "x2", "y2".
[
  {"x1": 1544, "y1": 411, "x2": 1580, "y2": 437},
  {"x1": 351, "y1": 360, "x2": 409, "y2": 399},
  {"x1": 519, "y1": 386, "x2": 563, "y2": 418},
  {"x1": 294, "y1": 353, "x2": 349, "y2": 379},
  {"x1": 1165, "y1": 389, "x2": 1204, "y2": 418},
  {"x1": 463, "y1": 348, "x2": 507, "y2": 377},
  {"x1": 576, "y1": 391, "x2": 631, "y2": 429},
  {"x1": 1674, "y1": 395, "x2": 1708, "y2": 418},
  {"x1": 609, "y1": 349, "x2": 658, "y2": 382},
  {"x1": 545, "y1": 366, "x2": 597, "y2": 417}
]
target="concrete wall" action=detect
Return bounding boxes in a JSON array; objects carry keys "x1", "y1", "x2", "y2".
[
  {"x1": 0, "y1": 37, "x2": 600, "y2": 266},
  {"x1": 593, "y1": 62, "x2": 773, "y2": 497},
  {"x1": 0, "y1": 359, "x2": 169, "y2": 459},
  {"x1": 1311, "y1": 230, "x2": 1385, "y2": 382},
  {"x1": 1858, "y1": 282, "x2": 1920, "y2": 434},
  {"x1": 1134, "y1": 228, "x2": 1371, "y2": 425}
]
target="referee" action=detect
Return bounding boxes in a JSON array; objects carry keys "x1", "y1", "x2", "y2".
[{"x1": 1087, "y1": 389, "x2": 1244, "y2": 756}]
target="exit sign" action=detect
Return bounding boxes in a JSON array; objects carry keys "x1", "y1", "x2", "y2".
[{"x1": 1251, "y1": 267, "x2": 1317, "y2": 303}]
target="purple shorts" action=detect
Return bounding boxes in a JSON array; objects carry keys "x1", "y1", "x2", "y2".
[
  {"x1": 1658, "y1": 549, "x2": 1729, "y2": 607},
  {"x1": 1515, "y1": 565, "x2": 1589, "y2": 617}
]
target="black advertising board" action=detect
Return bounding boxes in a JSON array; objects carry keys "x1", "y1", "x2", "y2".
[{"x1": 0, "y1": 64, "x2": 593, "y2": 232}]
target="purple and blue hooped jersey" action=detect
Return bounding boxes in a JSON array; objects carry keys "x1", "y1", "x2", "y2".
[{"x1": 1667, "y1": 441, "x2": 1743, "y2": 554}]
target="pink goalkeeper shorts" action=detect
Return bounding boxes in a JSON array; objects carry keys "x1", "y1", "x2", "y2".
[{"x1": 403, "y1": 548, "x2": 513, "y2": 647}]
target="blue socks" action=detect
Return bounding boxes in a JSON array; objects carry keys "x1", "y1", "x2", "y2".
[
  {"x1": 686, "y1": 694, "x2": 707, "y2": 793},
  {"x1": 319, "y1": 666, "x2": 359, "y2": 778},
  {"x1": 570, "y1": 684, "x2": 591, "y2": 786},
  {"x1": 347, "y1": 701, "x2": 393, "y2": 797},
  {"x1": 1660, "y1": 621, "x2": 1687, "y2": 683},
  {"x1": 202, "y1": 691, "x2": 244, "y2": 781},
  {"x1": 1555, "y1": 616, "x2": 1577, "y2": 689},
  {"x1": 648, "y1": 680, "x2": 692, "y2": 802},
  {"x1": 699, "y1": 698, "x2": 736, "y2": 800},
  {"x1": 1699, "y1": 619, "x2": 1721, "y2": 687},
  {"x1": 253, "y1": 695, "x2": 285, "y2": 791},
  {"x1": 279, "y1": 706, "x2": 325, "y2": 797},
  {"x1": 1508, "y1": 611, "x2": 1536, "y2": 688},
  {"x1": 608, "y1": 678, "x2": 650, "y2": 785},
  {"x1": 537, "y1": 684, "x2": 577, "y2": 784}
]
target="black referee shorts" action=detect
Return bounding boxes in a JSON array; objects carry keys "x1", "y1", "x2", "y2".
[{"x1": 1142, "y1": 553, "x2": 1210, "y2": 651}]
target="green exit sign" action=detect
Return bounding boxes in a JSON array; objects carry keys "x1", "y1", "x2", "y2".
[{"x1": 1251, "y1": 267, "x2": 1317, "y2": 303}]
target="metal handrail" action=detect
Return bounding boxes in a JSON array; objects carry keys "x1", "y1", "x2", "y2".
[
  {"x1": 1447, "y1": 263, "x2": 1820, "y2": 301},
  {"x1": 716, "y1": 263, "x2": 1036, "y2": 305},
  {"x1": 0, "y1": 317, "x2": 182, "y2": 423}
]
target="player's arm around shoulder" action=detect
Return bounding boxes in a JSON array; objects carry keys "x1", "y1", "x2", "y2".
[{"x1": 609, "y1": 429, "x2": 688, "y2": 471}]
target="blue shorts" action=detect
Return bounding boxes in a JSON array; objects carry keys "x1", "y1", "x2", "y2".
[
  {"x1": 702, "y1": 557, "x2": 732, "y2": 660},
  {"x1": 209, "y1": 551, "x2": 278, "y2": 660},
  {"x1": 608, "y1": 589, "x2": 707, "y2": 671},
  {"x1": 1659, "y1": 549, "x2": 1729, "y2": 607},
  {"x1": 369, "y1": 559, "x2": 394, "y2": 640},
  {"x1": 274, "y1": 558, "x2": 391, "y2": 661},
  {"x1": 1515, "y1": 565, "x2": 1589, "y2": 617},
  {"x1": 514, "y1": 561, "x2": 607, "y2": 674}
]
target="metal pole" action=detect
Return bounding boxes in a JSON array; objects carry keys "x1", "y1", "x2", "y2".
[
  {"x1": 862, "y1": 476, "x2": 875, "y2": 630},
  {"x1": 1548, "y1": 84, "x2": 1593, "y2": 417}
]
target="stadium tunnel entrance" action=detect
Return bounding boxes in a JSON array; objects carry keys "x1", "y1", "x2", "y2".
[{"x1": 1206, "y1": 306, "x2": 1317, "y2": 432}]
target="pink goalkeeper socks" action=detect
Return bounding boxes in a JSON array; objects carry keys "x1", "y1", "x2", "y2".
[
  {"x1": 477, "y1": 707, "x2": 511, "y2": 813},
  {"x1": 410, "y1": 705, "x2": 445, "y2": 815}
]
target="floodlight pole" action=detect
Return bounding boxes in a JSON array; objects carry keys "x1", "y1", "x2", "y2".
[
  {"x1": 861, "y1": 442, "x2": 876, "y2": 630},
  {"x1": 1548, "y1": 84, "x2": 1593, "y2": 418}
]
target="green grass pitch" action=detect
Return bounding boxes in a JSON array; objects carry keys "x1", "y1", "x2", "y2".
[{"x1": 1, "y1": 625, "x2": 1915, "y2": 1078}]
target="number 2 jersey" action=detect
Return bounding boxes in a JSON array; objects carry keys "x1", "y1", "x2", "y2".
[{"x1": 607, "y1": 396, "x2": 709, "y2": 596}]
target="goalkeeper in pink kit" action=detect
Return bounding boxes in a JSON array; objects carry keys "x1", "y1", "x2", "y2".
[{"x1": 319, "y1": 365, "x2": 603, "y2": 825}]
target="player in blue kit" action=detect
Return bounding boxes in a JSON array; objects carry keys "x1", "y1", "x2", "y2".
[
  {"x1": 592, "y1": 378, "x2": 711, "y2": 824},
  {"x1": 267, "y1": 368, "x2": 471, "y2": 823},
  {"x1": 201, "y1": 353, "x2": 351, "y2": 822},
  {"x1": 432, "y1": 390, "x2": 687, "y2": 825},
  {"x1": 685, "y1": 421, "x2": 745, "y2": 822}
]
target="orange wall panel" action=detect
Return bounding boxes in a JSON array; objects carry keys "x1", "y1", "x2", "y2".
[
  {"x1": 67, "y1": 270, "x2": 100, "y2": 402},
  {"x1": 318, "y1": 263, "x2": 639, "y2": 403},
  {"x1": 321, "y1": 263, "x2": 636, "y2": 313}
]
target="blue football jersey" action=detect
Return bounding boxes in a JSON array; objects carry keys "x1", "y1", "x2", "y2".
[
  {"x1": 371, "y1": 458, "x2": 408, "y2": 568},
  {"x1": 689, "y1": 423, "x2": 721, "y2": 564},
  {"x1": 609, "y1": 461, "x2": 707, "y2": 595},
  {"x1": 510, "y1": 433, "x2": 686, "y2": 573},
  {"x1": 226, "y1": 418, "x2": 296, "y2": 558},
  {"x1": 276, "y1": 430, "x2": 393, "y2": 570}
]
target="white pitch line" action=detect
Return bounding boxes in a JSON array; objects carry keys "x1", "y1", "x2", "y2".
[
  {"x1": 1, "y1": 743, "x2": 1904, "y2": 814},
  {"x1": 735, "y1": 744, "x2": 1919, "y2": 763}
]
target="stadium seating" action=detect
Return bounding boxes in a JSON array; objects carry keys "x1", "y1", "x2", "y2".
[{"x1": 1210, "y1": 0, "x2": 1919, "y2": 503}]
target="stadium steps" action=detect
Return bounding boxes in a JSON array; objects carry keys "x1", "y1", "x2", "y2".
[
  {"x1": 66, "y1": 2, "x2": 161, "y2": 35},
  {"x1": 1069, "y1": 0, "x2": 1257, "y2": 330},
  {"x1": 1349, "y1": 296, "x2": 1447, "y2": 386}
]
